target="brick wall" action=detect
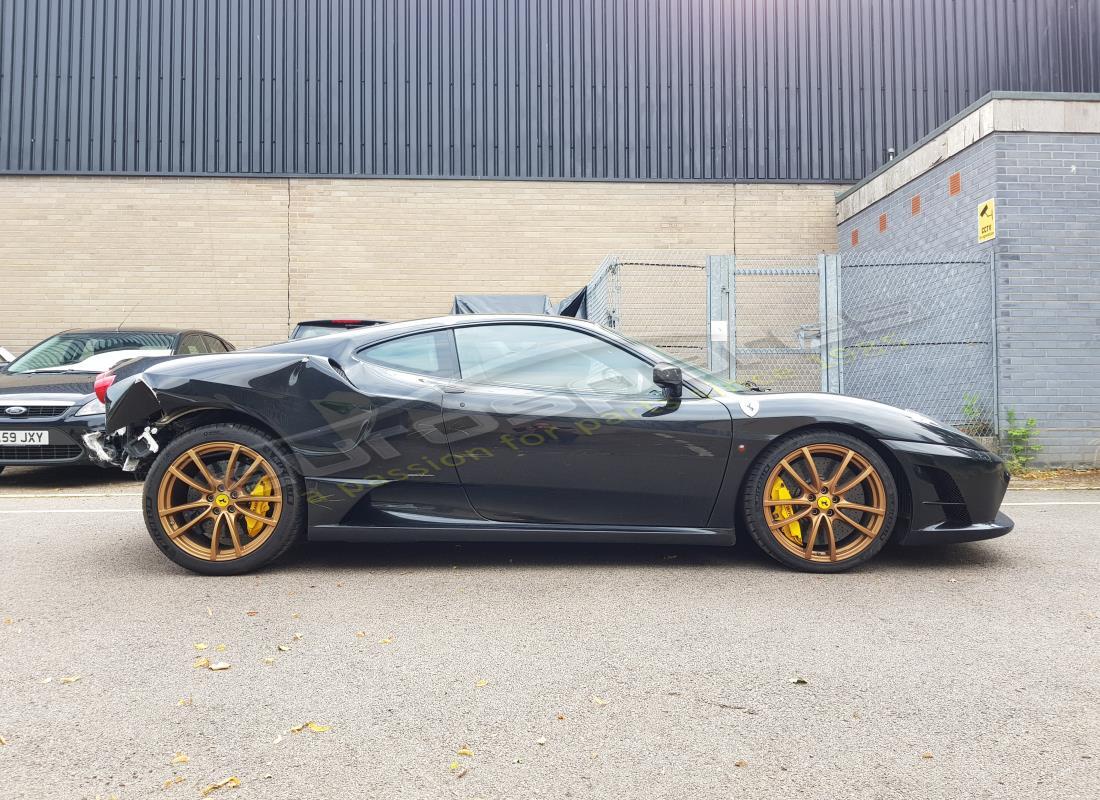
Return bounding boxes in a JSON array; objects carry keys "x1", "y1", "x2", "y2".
[
  {"x1": 0, "y1": 176, "x2": 842, "y2": 354},
  {"x1": 995, "y1": 134, "x2": 1100, "y2": 466},
  {"x1": 839, "y1": 133, "x2": 1100, "y2": 466}
]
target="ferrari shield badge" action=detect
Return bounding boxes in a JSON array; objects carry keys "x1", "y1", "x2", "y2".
[{"x1": 739, "y1": 397, "x2": 760, "y2": 417}]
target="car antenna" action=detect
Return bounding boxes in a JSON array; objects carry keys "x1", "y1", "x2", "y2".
[{"x1": 115, "y1": 301, "x2": 139, "y2": 332}]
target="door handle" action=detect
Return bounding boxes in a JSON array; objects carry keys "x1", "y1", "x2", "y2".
[{"x1": 442, "y1": 385, "x2": 466, "y2": 394}]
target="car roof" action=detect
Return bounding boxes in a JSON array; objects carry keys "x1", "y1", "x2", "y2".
[
  {"x1": 53, "y1": 327, "x2": 230, "y2": 337},
  {"x1": 256, "y1": 314, "x2": 609, "y2": 355}
]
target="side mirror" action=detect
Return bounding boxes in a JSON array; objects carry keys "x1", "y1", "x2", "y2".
[{"x1": 652, "y1": 363, "x2": 683, "y2": 398}]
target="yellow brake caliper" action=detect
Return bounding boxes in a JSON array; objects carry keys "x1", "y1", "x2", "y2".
[
  {"x1": 770, "y1": 477, "x2": 802, "y2": 545},
  {"x1": 245, "y1": 478, "x2": 273, "y2": 538}
]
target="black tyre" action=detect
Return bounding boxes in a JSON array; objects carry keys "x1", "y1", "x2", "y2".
[
  {"x1": 142, "y1": 423, "x2": 305, "y2": 575},
  {"x1": 741, "y1": 429, "x2": 898, "y2": 573}
]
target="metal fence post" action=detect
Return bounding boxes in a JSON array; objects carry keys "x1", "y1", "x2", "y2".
[
  {"x1": 727, "y1": 255, "x2": 737, "y2": 381},
  {"x1": 819, "y1": 254, "x2": 843, "y2": 393},
  {"x1": 706, "y1": 255, "x2": 735, "y2": 378}
]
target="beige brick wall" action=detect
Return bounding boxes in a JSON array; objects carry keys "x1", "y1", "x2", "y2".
[
  {"x1": 0, "y1": 177, "x2": 843, "y2": 355},
  {"x1": 0, "y1": 177, "x2": 290, "y2": 352}
]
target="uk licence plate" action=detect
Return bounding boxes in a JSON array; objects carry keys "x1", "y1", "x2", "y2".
[{"x1": 0, "y1": 430, "x2": 50, "y2": 446}]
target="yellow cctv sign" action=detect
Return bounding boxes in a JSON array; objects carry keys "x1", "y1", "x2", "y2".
[{"x1": 978, "y1": 199, "x2": 996, "y2": 242}]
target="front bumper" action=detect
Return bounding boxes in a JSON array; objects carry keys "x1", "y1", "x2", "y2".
[
  {"x1": 883, "y1": 439, "x2": 1013, "y2": 546},
  {"x1": 0, "y1": 414, "x2": 105, "y2": 467}
]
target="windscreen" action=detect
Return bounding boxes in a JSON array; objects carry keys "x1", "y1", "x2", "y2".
[{"x1": 7, "y1": 332, "x2": 176, "y2": 374}]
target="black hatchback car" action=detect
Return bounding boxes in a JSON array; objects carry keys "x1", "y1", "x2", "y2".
[{"x1": 0, "y1": 328, "x2": 233, "y2": 474}]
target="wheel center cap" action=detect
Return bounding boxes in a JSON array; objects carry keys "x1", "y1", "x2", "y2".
[
  {"x1": 214, "y1": 493, "x2": 231, "y2": 508},
  {"x1": 817, "y1": 495, "x2": 832, "y2": 511}
]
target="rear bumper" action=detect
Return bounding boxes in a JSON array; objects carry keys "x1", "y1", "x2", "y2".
[{"x1": 883, "y1": 439, "x2": 1013, "y2": 546}]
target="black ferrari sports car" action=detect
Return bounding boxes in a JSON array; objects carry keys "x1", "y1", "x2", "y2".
[{"x1": 95, "y1": 315, "x2": 1012, "y2": 575}]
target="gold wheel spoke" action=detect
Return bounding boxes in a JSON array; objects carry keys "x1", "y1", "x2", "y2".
[
  {"x1": 224, "y1": 444, "x2": 242, "y2": 489},
  {"x1": 226, "y1": 514, "x2": 244, "y2": 557},
  {"x1": 168, "y1": 466, "x2": 209, "y2": 494},
  {"x1": 161, "y1": 500, "x2": 208, "y2": 516},
  {"x1": 801, "y1": 447, "x2": 823, "y2": 491},
  {"x1": 766, "y1": 506, "x2": 813, "y2": 530},
  {"x1": 824, "y1": 515, "x2": 838, "y2": 561},
  {"x1": 209, "y1": 515, "x2": 222, "y2": 561},
  {"x1": 831, "y1": 449, "x2": 854, "y2": 489},
  {"x1": 835, "y1": 465, "x2": 874, "y2": 496},
  {"x1": 836, "y1": 501, "x2": 883, "y2": 516},
  {"x1": 229, "y1": 458, "x2": 263, "y2": 492},
  {"x1": 236, "y1": 505, "x2": 278, "y2": 528},
  {"x1": 779, "y1": 460, "x2": 815, "y2": 496},
  {"x1": 248, "y1": 494, "x2": 283, "y2": 505},
  {"x1": 166, "y1": 509, "x2": 212, "y2": 539},
  {"x1": 763, "y1": 498, "x2": 812, "y2": 507},
  {"x1": 803, "y1": 514, "x2": 822, "y2": 558},
  {"x1": 187, "y1": 450, "x2": 219, "y2": 491},
  {"x1": 836, "y1": 511, "x2": 879, "y2": 539}
]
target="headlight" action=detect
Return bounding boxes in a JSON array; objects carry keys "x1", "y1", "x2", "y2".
[{"x1": 74, "y1": 398, "x2": 106, "y2": 417}]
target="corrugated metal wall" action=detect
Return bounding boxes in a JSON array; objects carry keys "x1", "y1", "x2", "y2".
[{"x1": 1, "y1": 0, "x2": 1097, "y2": 182}]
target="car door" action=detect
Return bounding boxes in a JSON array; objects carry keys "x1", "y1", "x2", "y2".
[{"x1": 441, "y1": 322, "x2": 733, "y2": 528}]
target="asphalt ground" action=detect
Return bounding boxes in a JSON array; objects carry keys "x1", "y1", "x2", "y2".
[{"x1": 0, "y1": 466, "x2": 1097, "y2": 799}]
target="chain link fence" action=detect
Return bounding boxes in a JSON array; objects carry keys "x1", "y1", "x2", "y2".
[
  {"x1": 579, "y1": 248, "x2": 997, "y2": 436},
  {"x1": 838, "y1": 249, "x2": 997, "y2": 433}
]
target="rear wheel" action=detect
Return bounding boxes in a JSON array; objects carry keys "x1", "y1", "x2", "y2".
[
  {"x1": 742, "y1": 430, "x2": 898, "y2": 572},
  {"x1": 142, "y1": 423, "x2": 305, "y2": 575}
]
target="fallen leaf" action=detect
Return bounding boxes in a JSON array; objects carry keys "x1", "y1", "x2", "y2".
[
  {"x1": 457, "y1": 747, "x2": 474, "y2": 757},
  {"x1": 291, "y1": 612, "x2": 301, "y2": 619},
  {"x1": 556, "y1": 713, "x2": 565, "y2": 721},
  {"x1": 162, "y1": 775, "x2": 185, "y2": 788},
  {"x1": 262, "y1": 658, "x2": 275, "y2": 666},
  {"x1": 194, "y1": 643, "x2": 208, "y2": 651},
  {"x1": 206, "y1": 607, "x2": 213, "y2": 617},
  {"x1": 2, "y1": 617, "x2": 12, "y2": 625},
  {"x1": 592, "y1": 695, "x2": 609, "y2": 706},
  {"x1": 60, "y1": 675, "x2": 81, "y2": 685},
  {"x1": 355, "y1": 631, "x2": 366, "y2": 638},
  {"x1": 208, "y1": 662, "x2": 231, "y2": 672},
  {"x1": 380, "y1": 638, "x2": 393, "y2": 645},
  {"x1": 177, "y1": 697, "x2": 193, "y2": 707},
  {"x1": 475, "y1": 679, "x2": 489, "y2": 688},
  {"x1": 448, "y1": 761, "x2": 460, "y2": 771},
  {"x1": 245, "y1": 611, "x2": 258, "y2": 617},
  {"x1": 734, "y1": 759, "x2": 748, "y2": 767},
  {"x1": 171, "y1": 752, "x2": 190, "y2": 765},
  {"x1": 0, "y1": 734, "x2": 7, "y2": 746},
  {"x1": 290, "y1": 721, "x2": 330, "y2": 734},
  {"x1": 921, "y1": 752, "x2": 934, "y2": 760},
  {"x1": 789, "y1": 677, "x2": 809, "y2": 685},
  {"x1": 292, "y1": 633, "x2": 303, "y2": 641},
  {"x1": 276, "y1": 644, "x2": 290, "y2": 652},
  {"x1": 455, "y1": 767, "x2": 468, "y2": 778},
  {"x1": 200, "y1": 776, "x2": 240, "y2": 796},
  {"x1": 215, "y1": 644, "x2": 227, "y2": 652},
  {"x1": 193, "y1": 657, "x2": 211, "y2": 669}
]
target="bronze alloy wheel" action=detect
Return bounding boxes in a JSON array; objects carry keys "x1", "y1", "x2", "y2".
[
  {"x1": 156, "y1": 441, "x2": 284, "y2": 562},
  {"x1": 762, "y1": 443, "x2": 888, "y2": 564}
]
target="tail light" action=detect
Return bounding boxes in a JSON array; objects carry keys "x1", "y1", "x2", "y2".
[{"x1": 94, "y1": 371, "x2": 117, "y2": 404}]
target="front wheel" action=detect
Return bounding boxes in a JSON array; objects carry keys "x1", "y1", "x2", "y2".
[
  {"x1": 741, "y1": 430, "x2": 899, "y2": 573},
  {"x1": 142, "y1": 423, "x2": 305, "y2": 575}
]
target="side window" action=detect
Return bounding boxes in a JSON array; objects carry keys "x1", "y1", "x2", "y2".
[
  {"x1": 203, "y1": 335, "x2": 229, "y2": 354},
  {"x1": 454, "y1": 324, "x2": 660, "y2": 396},
  {"x1": 359, "y1": 330, "x2": 459, "y2": 378},
  {"x1": 179, "y1": 335, "x2": 209, "y2": 355}
]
